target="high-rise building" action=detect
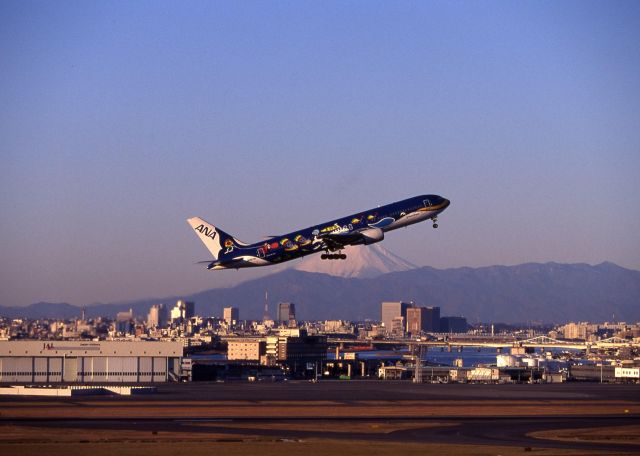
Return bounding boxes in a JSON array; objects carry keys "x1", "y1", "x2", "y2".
[
  {"x1": 277, "y1": 302, "x2": 296, "y2": 323},
  {"x1": 390, "y1": 316, "x2": 405, "y2": 338},
  {"x1": 170, "y1": 305, "x2": 181, "y2": 322},
  {"x1": 170, "y1": 300, "x2": 195, "y2": 323},
  {"x1": 223, "y1": 306, "x2": 239, "y2": 324},
  {"x1": 147, "y1": 304, "x2": 167, "y2": 329},
  {"x1": 116, "y1": 309, "x2": 133, "y2": 334},
  {"x1": 406, "y1": 307, "x2": 429, "y2": 335},
  {"x1": 424, "y1": 306, "x2": 441, "y2": 332},
  {"x1": 381, "y1": 301, "x2": 411, "y2": 334},
  {"x1": 182, "y1": 300, "x2": 195, "y2": 319}
]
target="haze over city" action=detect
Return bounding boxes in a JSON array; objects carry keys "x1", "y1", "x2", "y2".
[{"x1": 1, "y1": 1, "x2": 639, "y2": 307}]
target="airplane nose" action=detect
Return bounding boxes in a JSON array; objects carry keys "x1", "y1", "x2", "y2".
[{"x1": 442, "y1": 198, "x2": 450, "y2": 209}]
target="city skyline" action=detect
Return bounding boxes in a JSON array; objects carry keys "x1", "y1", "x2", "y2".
[
  {"x1": 1, "y1": 260, "x2": 639, "y2": 324},
  {"x1": 1, "y1": 1, "x2": 639, "y2": 307}
]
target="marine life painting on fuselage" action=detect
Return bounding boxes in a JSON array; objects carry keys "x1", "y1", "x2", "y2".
[{"x1": 187, "y1": 194, "x2": 450, "y2": 270}]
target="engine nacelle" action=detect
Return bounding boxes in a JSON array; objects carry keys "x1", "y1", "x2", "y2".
[{"x1": 361, "y1": 227, "x2": 384, "y2": 245}]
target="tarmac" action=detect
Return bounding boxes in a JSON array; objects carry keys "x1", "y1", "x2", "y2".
[{"x1": 1, "y1": 381, "x2": 638, "y2": 452}]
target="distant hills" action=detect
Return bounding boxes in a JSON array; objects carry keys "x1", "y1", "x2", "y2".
[
  {"x1": 2, "y1": 261, "x2": 639, "y2": 323},
  {"x1": 0, "y1": 302, "x2": 83, "y2": 320}
]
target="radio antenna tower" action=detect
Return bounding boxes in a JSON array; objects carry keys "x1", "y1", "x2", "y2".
[{"x1": 263, "y1": 291, "x2": 270, "y2": 321}]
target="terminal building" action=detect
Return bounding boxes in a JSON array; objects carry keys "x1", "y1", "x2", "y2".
[{"x1": 0, "y1": 340, "x2": 183, "y2": 384}]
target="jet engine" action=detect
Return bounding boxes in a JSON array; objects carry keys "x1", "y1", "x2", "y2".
[{"x1": 361, "y1": 227, "x2": 384, "y2": 245}]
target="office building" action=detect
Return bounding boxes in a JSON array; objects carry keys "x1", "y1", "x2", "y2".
[
  {"x1": 264, "y1": 333, "x2": 327, "y2": 372},
  {"x1": 170, "y1": 300, "x2": 195, "y2": 323},
  {"x1": 381, "y1": 301, "x2": 411, "y2": 334},
  {"x1": 424, "y1": 306, "x2": 441, "y2": 332},
  {"x1": 147, "y1": 304, "x2": 167, "y2": 329},
  {"x1": 266, "y1": 336, "x2": 288, "y2": 362},
  {"x1": 390, "y1": 316, "x2": 405, "y2": 338},
  {"x1": 227, "y1": 338, "x2": 265, "y2": 361},
  {"x1": 223, "y1": 307, "x2": 239, "y2": 325},
  {"x1": 283, "y1": 335, "x2": 327, "y2": 365},
  {"x1": 560, "y1": 322, "x2": 597, "y2": 340},
  {"x1": 406, "y1": 307, "x2": 429, "y2": 335},
  {"x1": 115, "y1": 309, "x2": 133, "y2": 335},
  {"x1": 277, "y1": 302, "x2": 296, "y2": 323}
]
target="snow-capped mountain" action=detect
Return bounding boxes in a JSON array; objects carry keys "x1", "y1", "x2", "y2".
[{"x1": 286, "y1": 243, "x2": 417, "y2": 278}]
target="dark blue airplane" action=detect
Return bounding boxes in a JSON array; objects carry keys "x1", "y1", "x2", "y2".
[{"x1": 188, "y1": 194, "x2": 450, "y2": 270}]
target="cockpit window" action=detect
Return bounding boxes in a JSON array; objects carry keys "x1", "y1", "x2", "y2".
[{"x1": 423, "y1": 195, "x2": 443, "y2": 208}]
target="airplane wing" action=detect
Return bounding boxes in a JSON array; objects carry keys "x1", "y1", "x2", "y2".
[
  {"x1": 318, "y1": 227, "x2": 384, "y2": 250},
  {"x1": 320, "y1": 232, "x2": 364, "y2": 249}
]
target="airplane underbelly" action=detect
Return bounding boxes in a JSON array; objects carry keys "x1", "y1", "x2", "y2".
[
  {"x1": 239, "y1": 256, "x2": 271, "y2": 266},
  {"x1": 388, "y1": 211, "x2": 431, "y2": 230},
  {"x1": 213, "y1": 256, "x2": 271, "y2": 269}
]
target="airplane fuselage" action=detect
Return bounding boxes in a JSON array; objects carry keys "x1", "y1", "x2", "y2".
[{"x1": 189, "y1": 194, "x2": 450, "y2": 270}]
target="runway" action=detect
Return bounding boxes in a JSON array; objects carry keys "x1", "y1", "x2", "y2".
[
  {"x1": 2, "y1": 380, "x2": 636, "y2": 402},
  {"x1": 1, "y1": 382, "x2": 638, "y2": 454},
  {"x1": 4, "y1": 415, "x2": 638, "y2": 452}
]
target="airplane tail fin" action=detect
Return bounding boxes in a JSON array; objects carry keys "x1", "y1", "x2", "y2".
[{"x1": 187, "y1": 217, "x2": 248, "y2": 260}]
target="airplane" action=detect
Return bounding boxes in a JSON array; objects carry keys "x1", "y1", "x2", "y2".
[{"x1": 187, "y1": 194, "x2": 450, "y2": 270}]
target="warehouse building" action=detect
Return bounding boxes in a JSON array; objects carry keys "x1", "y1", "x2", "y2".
[{"x1": 0, "y1": 340, "x2": 183, "y2": 383}]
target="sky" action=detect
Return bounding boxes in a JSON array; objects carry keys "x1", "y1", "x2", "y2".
[{"x1": 1, "y1": 1, "x2": 639, "y2": 307}]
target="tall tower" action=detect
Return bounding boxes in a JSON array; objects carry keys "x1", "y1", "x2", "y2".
[{"x1": 263, "y1": 291, "x2": 270, "y2": 321}]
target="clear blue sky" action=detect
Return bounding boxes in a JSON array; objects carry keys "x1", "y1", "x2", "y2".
[{"x1": 1, "y1": 1, "x2": 639, "y2": 307}]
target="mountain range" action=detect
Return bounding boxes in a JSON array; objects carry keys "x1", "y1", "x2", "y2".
[{"x1": 2, "y1": 258, "x2": 639, "y2": 323}]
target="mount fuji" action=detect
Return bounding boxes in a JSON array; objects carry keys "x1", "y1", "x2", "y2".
[{"x1": 281, "y1": 243, "x2": 417, "y2": 278}]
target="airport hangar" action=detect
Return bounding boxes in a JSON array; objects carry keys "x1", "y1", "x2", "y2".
[{"x1": 0, "y1": 340, "x2": 183, "y2": 383}]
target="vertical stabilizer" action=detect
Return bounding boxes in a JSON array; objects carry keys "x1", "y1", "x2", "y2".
[{"x1": 187, "y1": 217, "x2": 247, "y2": 260}]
